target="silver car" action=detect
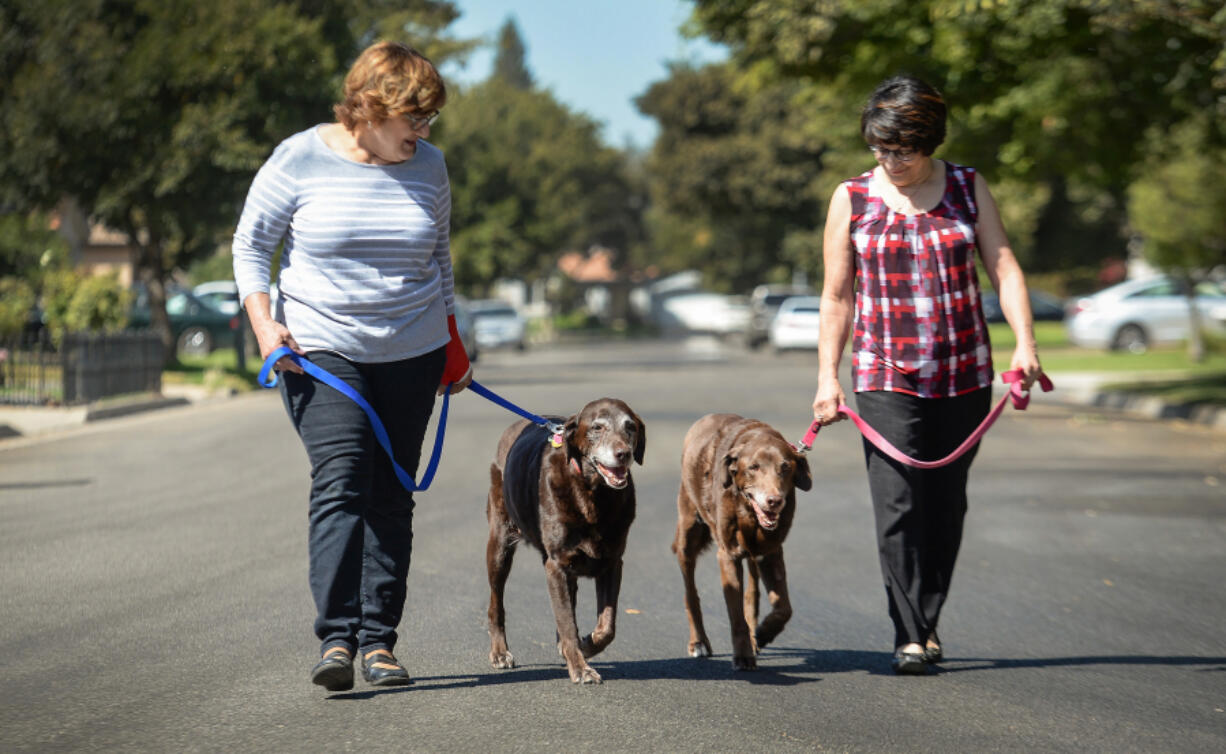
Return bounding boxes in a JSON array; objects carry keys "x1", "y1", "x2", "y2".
[{"x1": 1065, "y1": 275, "x2": 1226, "y2": 353}]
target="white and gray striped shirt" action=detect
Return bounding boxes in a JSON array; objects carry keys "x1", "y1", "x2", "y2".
[{"x1": 232, "y1": 125, "x2": 456, "y2": 363}]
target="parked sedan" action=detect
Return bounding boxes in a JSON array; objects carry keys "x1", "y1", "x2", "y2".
[
  {"x1": 469, "y1": 299, "x2": 527, "y2": 351},
  {"x1": 128, "y1": 287, "x2": 240, "y2": 357},
  {"x1": 980, "y1": 289, "x2": 1066, "y2": 323},
  {"x1": 768, "y1": 295, "x2": 822, "y2": 352},
  {"x1": 1065, "y1": 275, "x2": 1226, "y2": 353}
]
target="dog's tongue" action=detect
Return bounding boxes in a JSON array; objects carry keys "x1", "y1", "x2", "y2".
[
  {"x1": 752, "y1": 500, "x2": 779, "y2": 530},
  {"x1": 598, "y1": 463, "x2": 628, "y2": 486}
]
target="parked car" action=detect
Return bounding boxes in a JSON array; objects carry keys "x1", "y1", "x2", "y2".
[
  {"x1": 128, "y1": 287, "x2": 240, "y2": 357},
  {"x1": 1065, "y1": 275, "x2": 1226, "y2": 353},
  {"x1": 745, "y1": 284, "x2": 815, "y2": 348},
  {"x1": 193, "y1": 280, "x2": 278, "y2": 317},
  {"x1": 980, "y1": 289, "x2": 1066, "y2": 323},
  {"x1": 768, "y1": 295, "x2": 822, "y2": 352},
  {"x1": 469, "y1": 299, "x2": 527, "y2": 351},
  {"x1": 657, "y1": 292, "x2": 751, "y2": 337}
]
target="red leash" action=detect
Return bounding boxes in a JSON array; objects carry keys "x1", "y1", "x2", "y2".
[{"x1": 797, "y1": 370, "x2": 1054, "y2": 469}]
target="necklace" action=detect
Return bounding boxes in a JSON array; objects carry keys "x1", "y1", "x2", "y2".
[{"x1": 880, "y1": 160, "x2": 937, "y2": 215}]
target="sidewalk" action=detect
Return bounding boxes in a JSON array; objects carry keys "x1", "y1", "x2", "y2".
[
  {"x1": 1, "y1": 371, "x2": 1223, "y2": 443},
  {"x1": 0, "y1": 384, "x2": 220, "y2": 441}
]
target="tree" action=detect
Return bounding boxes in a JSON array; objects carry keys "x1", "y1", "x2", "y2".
[
  {"x1": 432, "y1": 80, "x2": 643, "y2": 296},
  {"x1": 636, "y1": 63, "x2": 826, "y2": 290},
  {"x1": 687, "y1": 0, "x2": 1226, "y2": 272},
  {"x1": 1128, "y1": 115, "x2": 1226, "y2": 361},
  {"x1": 493, "y1": 17, "x2": 534, "y2": 90},
  {"x1": 0, "y1": 0, "x2": 468, "y2": 361}
]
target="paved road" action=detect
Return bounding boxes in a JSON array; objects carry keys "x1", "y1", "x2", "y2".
[{"x1": 2, "y1": 338, "x2": 1224, "y2": 752}]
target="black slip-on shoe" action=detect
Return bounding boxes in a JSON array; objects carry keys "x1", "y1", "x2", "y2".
[
  {"x1": 311, "y1": 650, "x2": 354, "y2": 691},
  {"x1": 361, "y1": 651, "x2": 411, "y2": 687},
  {"x1": 921, "y1": 632, "x2": 941, "y2": 662},
  {"x1": 891, "y1": 649, "x2": 929, "y2": 675}
]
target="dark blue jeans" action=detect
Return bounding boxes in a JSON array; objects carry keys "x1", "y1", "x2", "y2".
[
  {"x1": 280, "y1": 348, "x2": 445, "y2": 656},
  {"x1": 855, "y1": 387, "x2": 992, "y2": 649}
]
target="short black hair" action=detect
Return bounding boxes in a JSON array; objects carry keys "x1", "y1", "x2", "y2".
[{"x1": 860, "y1": 76, "x2": 947, "y2": 156}]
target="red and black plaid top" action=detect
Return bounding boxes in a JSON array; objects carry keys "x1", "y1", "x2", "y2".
[{"x1": 846, "y1": 162, "x2": 993, "y2": 397}]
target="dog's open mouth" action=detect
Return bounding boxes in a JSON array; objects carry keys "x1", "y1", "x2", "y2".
[
  {"x1": 595, "y1": 461, "x2": 629, "y2": 489},
  {"x1": 750, "y1": 498, "x2": 781, "y2": 531}
]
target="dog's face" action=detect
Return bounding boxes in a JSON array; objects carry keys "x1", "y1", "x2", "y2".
[
  {"x1": 564, "y1": 398, "x2": 646, "y2": 490},
  {"x1": 722, "y1": 428, "x2": 812, "y2": 531}
]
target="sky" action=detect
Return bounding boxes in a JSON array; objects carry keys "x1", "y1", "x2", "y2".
[{"x1": 439, "y1": 0, "x2": 728, "y2": 149}]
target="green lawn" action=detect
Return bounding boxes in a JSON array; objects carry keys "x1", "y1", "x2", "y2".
[{"x1": 989, "y1": 322, "x2": 1226, "y2": 406}]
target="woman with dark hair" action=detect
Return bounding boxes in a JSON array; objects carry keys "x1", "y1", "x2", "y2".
[
  {"x1": 811, "y1": 75, "x2": 1042, "y2": 674},
  {"x1": 233, "y1": 41, "x2": 472, "y2": 691}
]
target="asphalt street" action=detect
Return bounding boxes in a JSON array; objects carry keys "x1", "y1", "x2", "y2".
[{"x1": 2, "y1": 337, "x2": 1224, "y2": 752}]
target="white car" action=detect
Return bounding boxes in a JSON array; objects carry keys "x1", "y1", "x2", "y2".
[
  {"x1": 658, "y1": 292, "x2": 751, "y2": 336},
  {"x1": 469, "y1": 299, "x2": 527, "y2": 351},
  {"x1": 769, "y1": 296, "x2": 821, "y2": 352},
  {"x1": 1066, "y1": 275, "x2": 1226, "y2": 353}
]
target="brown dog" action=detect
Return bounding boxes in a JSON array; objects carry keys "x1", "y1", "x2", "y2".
[
  {"x1": 486, "y1": 398, "x2": 645, "y2": 684},
  {"x1": 672, "y1": 413, "x2": 812, "y2": 670}
]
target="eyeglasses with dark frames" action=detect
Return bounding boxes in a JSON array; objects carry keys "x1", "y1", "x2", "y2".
[
  {"x1": 403, "y1": 111, "x2": 440, "y2": 129},
  {"x1": 868, "y1": 145, "x2": 919, "y2": 163}
]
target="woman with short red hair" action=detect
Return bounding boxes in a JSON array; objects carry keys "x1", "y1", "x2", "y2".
[{"x1": 233, "y1": 41, "x2": 471, "y2": 692}]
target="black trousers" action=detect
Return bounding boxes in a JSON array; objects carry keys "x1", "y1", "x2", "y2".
[
  {"x1": 280, "y1": 348, "x2": 445, "y2": 656},
  {"x1": 854, "y1": 387, "x2": 992, "y2": 648}
]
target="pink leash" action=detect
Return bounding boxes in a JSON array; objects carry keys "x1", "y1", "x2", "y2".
[{"x1": 796, "y1": 370, "x2": 1054, "y2": 469}]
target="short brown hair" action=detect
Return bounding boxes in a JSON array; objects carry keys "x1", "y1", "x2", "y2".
[
  {"x1": 334, "y1": 41, "x2": 446, "y2": 129},
  {"x1": 860, "y1": 76, "x2": 946, "y2": 156}
]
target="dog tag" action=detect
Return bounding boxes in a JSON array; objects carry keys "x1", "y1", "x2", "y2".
[{"x1": 550, "y1": 432, "x2": 564, "y2": 448}]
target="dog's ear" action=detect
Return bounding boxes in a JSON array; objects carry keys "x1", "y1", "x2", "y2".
[
  {"x1": 563, "y1": 413, "x2": 582, "y2": 458},
  {"x1": 792, "y1": 452, "x2": 813, "y2": 492},
  {"x1": 628, "y1": 406, "x2": 646, "y2": 465},
  {"x1": 720, "y1": 448, "x2": 740, "y2": 489}
]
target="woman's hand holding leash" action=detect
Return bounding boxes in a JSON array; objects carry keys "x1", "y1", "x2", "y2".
[
  {"x1": 247, "y1": 300, "x2": 304, "y2": 376},
  {"x1": 812, "y1": 380, "x2": 847, "y2": 427}
]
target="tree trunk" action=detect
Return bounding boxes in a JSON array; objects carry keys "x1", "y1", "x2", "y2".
[
  {"x1": 1184, "y1": 281, "x2": 1205, "y2": 364},
  {"x1": 127, "y1": 216, "x2": 174, "y2": 364}
]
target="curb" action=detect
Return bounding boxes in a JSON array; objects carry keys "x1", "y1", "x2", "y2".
[{"x1": 1089, "y1": 390, "x2": 1226, "y2": 432}]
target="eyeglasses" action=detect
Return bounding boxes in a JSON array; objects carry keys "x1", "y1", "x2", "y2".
[
  {"x1": 403, "y1": 111, "x2": 440, "y2": 129},
  {"x1": 868, "y1": 145, "x2": 919, "y2": 163}
]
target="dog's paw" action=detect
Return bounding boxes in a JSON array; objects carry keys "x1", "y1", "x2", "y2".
[
  {"x1": 489, "y1": 650, "x2": 516, "y2": 669},
  {"x1": 688, "y1": 640, "x2": 712, "y2": 658},
  {"x1": 570, "y1": 665, "x2": 603, "y2": 685},
  {"x1": 732, "y1": 654, "x2": 758, "y2": 671}
]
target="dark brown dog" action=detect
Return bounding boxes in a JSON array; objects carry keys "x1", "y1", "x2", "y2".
[
  {"x1": 486, "y1": 398, "x2": 645, "y2": 684},
  {"x1": 672, "y1": 413, "x2": 812, "y2": 670}
]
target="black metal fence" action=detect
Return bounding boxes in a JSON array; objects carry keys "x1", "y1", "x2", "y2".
[{"x1": 0, "y1": 331, "x2": 164, "y2": 406}]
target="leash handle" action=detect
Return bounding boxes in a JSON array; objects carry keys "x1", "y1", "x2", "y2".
[
  {"x1": 258, "y1": 346, "x2": 450, "y2": 492},
  {"x1": 798, "y1": 369, "x2": 1053, "y2": 468}
]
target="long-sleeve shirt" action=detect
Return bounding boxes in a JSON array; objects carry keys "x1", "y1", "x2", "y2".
[{"x1": 232, "y1": 125, "x2": 456, "y2": 363}]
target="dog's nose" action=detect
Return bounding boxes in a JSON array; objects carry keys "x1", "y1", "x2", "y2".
[
  {"x1": 614, "y1": 447, "x2": 631, "y2": 465},
  {"x1": 765, "y1": 495, "x2": 784, "y2": 511}
]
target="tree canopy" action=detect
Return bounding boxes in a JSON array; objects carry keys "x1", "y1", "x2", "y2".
[
  {"x1": 677, "y1": 0, "x2": 1226, "y2": 278},
  {"x1": 0, "y1": 0, "x2": 469, "y2": 355}
]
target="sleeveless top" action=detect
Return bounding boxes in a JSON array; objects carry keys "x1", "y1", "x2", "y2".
[{"x1": 845, "y1": 162, "x2": 993, "y2": 397}]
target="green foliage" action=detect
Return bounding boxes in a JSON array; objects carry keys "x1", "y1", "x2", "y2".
[
  {"x1": 0, "y1": 0, "x2": 469, "y2": 350},
  {"x1": 39, "y1": 269, "x2": 131, "y2": 342},
  {"x1": 636, "y1": 63, "x2": 826, "y2": 291},
  {"x1": 685, "y1": 0, "x2": 1226, "y2": 275},
  {"x1": 433, "y1": 80, "x2": 643, "y2": 293},
  {"x1": 493, "y1": 17, "x2": 534, "y2": 90},
  {"x1": 1128, "y1": 115, "x2": 1226, "y2": 274},
  {"x1": 0, "y1": 277, "x2": 36, "y2": 338},
  {"x1": 0, "y1": 211, "x2": 68, "y2": 282}
]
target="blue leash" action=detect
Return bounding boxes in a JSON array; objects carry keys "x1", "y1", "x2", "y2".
[{"x1": 258, "y1": 346, "x2": 559, "y2": 493}]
